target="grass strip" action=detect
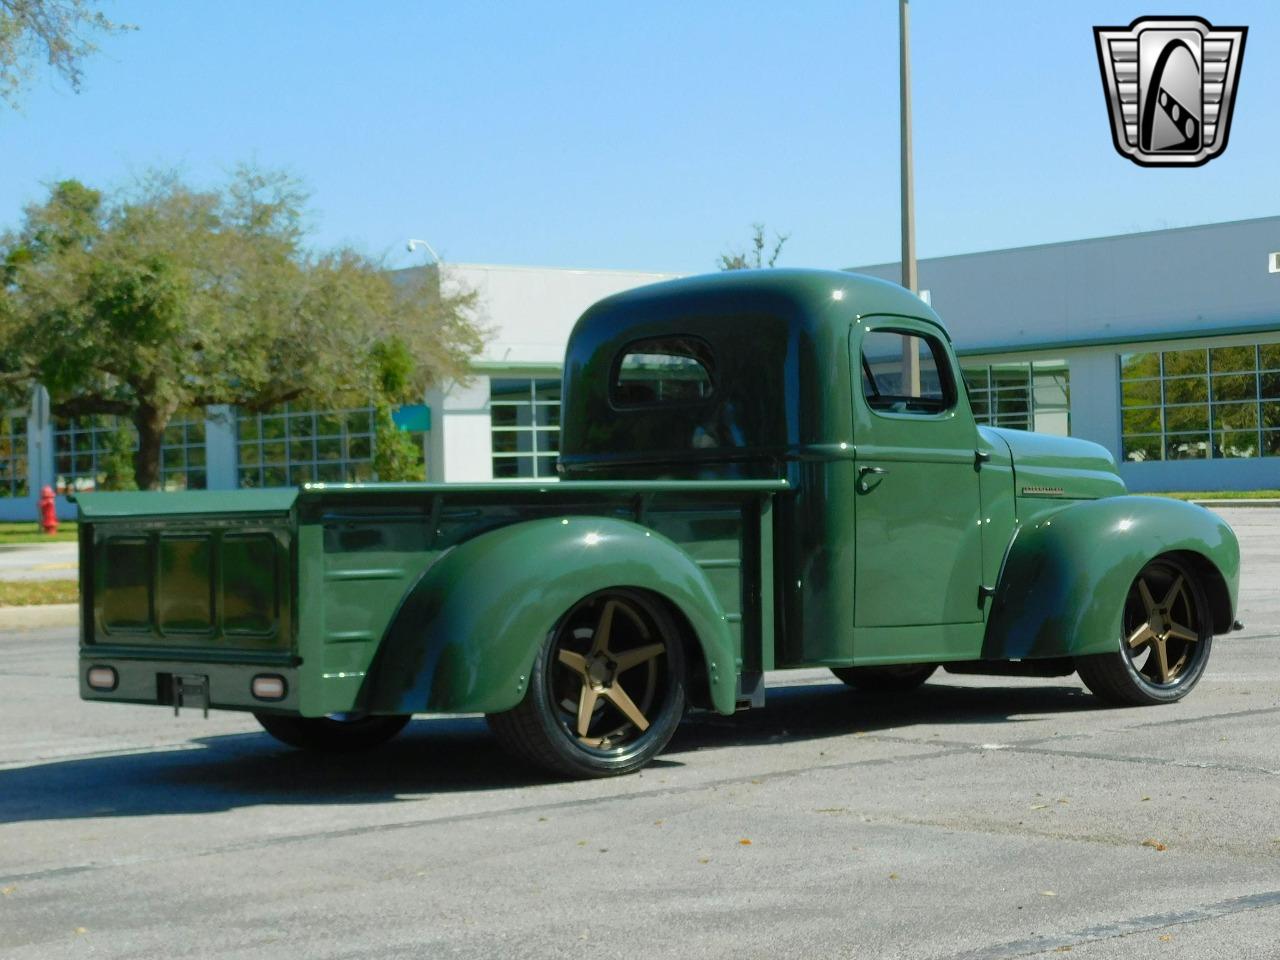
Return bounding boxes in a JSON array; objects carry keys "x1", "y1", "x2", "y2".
[
  {"x1": 0, "y1": 522, "x2": 78, "y2": 545},
  {"x1": 1152, "y1": 490, "x2": 1280, "y2": 501},
  {"x1": 0, "y1": 579, "x2": 79, "y2": 606}
]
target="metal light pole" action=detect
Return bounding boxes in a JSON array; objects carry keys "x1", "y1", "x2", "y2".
[
  {"x1": 899, "y1": 0, "x2": 916, "y2": 295},
  {"x1": 899, "y1": 0, "x2": 921, "y2": 394},
  {"x1": 404, "y1": 238, "x2": 443, "y2": 475}
]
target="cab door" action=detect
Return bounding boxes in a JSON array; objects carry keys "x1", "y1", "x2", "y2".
[{"x1": 851, "y1": 319, "x2": 984, "y2": 632}]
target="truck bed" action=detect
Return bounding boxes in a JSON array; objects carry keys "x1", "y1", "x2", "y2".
[{"x1": 78, "y1": 480, "x2": 786, "y2": 717}]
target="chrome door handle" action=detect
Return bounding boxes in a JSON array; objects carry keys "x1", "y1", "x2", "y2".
[{"x1": 858, "y1": 465, "x2": 889, "y2": 492}]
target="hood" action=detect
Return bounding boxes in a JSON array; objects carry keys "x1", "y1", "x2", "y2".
[{"x1": 980, "y1": 426, "x2": 1126, "y2": 501}]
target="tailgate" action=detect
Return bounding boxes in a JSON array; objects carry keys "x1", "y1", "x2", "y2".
[{"x1": 77, "y1": 490, "x2": 297, "y2": 687}]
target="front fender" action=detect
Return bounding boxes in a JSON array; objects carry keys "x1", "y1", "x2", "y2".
[
  {"x1": 364, "y1": 516, "x2": 739, "y2": 716},
  {"x1": 984, "y1": 496, "x2": 1239, "y2": 659}
]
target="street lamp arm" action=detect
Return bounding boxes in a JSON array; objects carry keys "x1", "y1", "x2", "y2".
[{"x1": 406, "y1": 238, "x2": 441, "y2": 264}]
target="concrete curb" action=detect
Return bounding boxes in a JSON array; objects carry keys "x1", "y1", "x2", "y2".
[{"x1": 0, "y1": 603, "x2": 79, "y2": 630}]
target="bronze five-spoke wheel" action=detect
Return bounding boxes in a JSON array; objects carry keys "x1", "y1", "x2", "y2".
[
  {"x1": 487, "y1": 589, "x2": 687, "y2": 778},
  {"x1": 1076, "y1": 556, "x2": 1213, "y2": 705}
]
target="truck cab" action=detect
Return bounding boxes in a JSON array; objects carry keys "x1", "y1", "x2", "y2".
[{"x1": 560, "y1": 269, "x2": 1134, "y2": 669}]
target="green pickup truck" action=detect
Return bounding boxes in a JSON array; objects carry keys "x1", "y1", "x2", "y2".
[{"x1": 77, "y1": 270, "x2": 1241, "y2": 778}]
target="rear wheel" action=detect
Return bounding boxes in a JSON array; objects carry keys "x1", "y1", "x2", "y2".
[
  {"x1": 1075, "y1": 556, "x2": 1213, "y2": 706},
  {"x1": 255, "y1": 712, "x2": 411, "y2": 752},
  {"x1": 487, "y1": 588, "x2": 686, "y2": 779},
  {"x1": 831, "y1": 663, "x2": 937, "y2": 693}
]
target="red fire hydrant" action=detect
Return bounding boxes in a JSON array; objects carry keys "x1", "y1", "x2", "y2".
[{"x1": 38, "y1": 485, "x2": 58, "y2": 536}]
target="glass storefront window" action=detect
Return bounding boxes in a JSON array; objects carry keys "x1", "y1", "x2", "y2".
[
  {"x1": 53, "y1": 414, "x2": 205, "y2": 492},
  {"x1": 959, "y1": 360, "x2": 1069, "y2": 435},
  {"x1": 1121, "y1": 343, "x2": 1280, "y2": 462},
  {"x1": 235, "y1": 403, "x2": 416, "y2": 488}
]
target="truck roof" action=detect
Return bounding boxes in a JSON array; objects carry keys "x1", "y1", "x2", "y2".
[
  {"x1": 559, "y1": 269, "x2": 948, "y2": 479},
  {"x1": 579, "y1": 268, "x2": 949, "y2": 340}
]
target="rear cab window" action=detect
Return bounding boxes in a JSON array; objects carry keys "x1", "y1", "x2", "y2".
[{"x1": 611, "y1": 337, "x2": 715, "y2": 407}]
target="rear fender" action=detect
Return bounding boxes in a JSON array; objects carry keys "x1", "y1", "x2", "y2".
[
  {"x1": 984, "y1": 496, "x2": 1239, "y2": 660},
  {"x1": 365, "y1": 516, "x2": 739, "y2": 716}
]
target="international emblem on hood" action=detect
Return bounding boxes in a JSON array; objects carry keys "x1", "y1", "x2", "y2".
[{"x1": 1094, "y1": 16, "x2": 1247, "y2": 167}]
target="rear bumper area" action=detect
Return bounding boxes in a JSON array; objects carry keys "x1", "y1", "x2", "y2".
[{"x1": 78, "y1": 654, "x2": 300, "y2": 713}]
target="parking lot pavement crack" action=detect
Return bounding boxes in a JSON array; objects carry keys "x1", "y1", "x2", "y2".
[
  {"x1": 870, "y1": 813, "x2": 1277, "y2": 860},
  {"x1": 0, "y1": 745, "x2": 966, "y2": 886},
  {"x1": 1117, "y1": 704, "x2": 1280, "y2": 731},
  {"x1": 936, "y1": 888, "x2": 1280, "y2": 960},
  {"x1": 1003, "y1": 743, "x2": 1279, "y2": 778}
]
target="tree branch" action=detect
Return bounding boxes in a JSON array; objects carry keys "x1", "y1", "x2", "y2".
[
  {"x1": 209, "y1": 385, "x2": 309, "y2": 414},
  {"x1": 49, "y1": 394, "x2": 135, "y2": 418}
]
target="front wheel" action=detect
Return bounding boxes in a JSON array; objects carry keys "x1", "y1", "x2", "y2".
[
  {"x1": 255, "y1": 712, "x2": 411, "y2": 752},
  {"x1": 487, "y1": 588, "x2": 687, "y2": 779},
  {"x1": 1075, "y1": 556, "x2": 1213, "y2": 706}
]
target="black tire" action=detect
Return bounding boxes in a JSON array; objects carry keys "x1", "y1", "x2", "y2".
[
  {"x1": 486, "y1": 588, "x2": 687, "y2": 779},
  {"x1": 1075, "y1": 556, "x2": 1213, "y2": 706},
  {"x1": 831, "y1": 663, "x2": 937, "y2": 693},
  {"x1": 255, "y1": 712, "x2": 411, "y2": 752}
]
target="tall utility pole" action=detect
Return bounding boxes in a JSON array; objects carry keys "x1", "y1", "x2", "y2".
[
  {"x1": 899, "y1": 0, "x2": 916, "y2": 295},
  {"x1": 899, "y1": 0, "x2": 921, "y2": 394}
]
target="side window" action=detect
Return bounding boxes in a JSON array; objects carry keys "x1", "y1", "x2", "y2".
[
  {"x1": 612, "y1": 337, "x2": 714, "y2": 406},
  {"x1": 860, "y1": 330, "x2": 952, "y2": 414}
]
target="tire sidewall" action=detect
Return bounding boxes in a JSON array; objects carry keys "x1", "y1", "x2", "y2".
[
  {"x1": 1117, "y1": 558, "x2": 1214, "y2": 703},
  {"x1": 1119, "y1": 631, "x2": 1213, "y2": 703},
  {"x1": 527, "y1": 589, "x2": 687, "y2": 777}
]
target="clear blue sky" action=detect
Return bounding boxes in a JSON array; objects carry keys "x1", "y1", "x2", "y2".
[{"x1": 4, "y1": 1, "x2": 1275, "y2": 274}]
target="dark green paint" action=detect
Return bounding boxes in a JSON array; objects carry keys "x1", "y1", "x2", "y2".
[
  {"x1": 984, "y1": 495, "x2": 1240, "y2": 660},
  {"x1": 366, "y1": 516, "x2": 739, "y2": 715},
  {"x1": 77, "y1": 488, "x2": 298, "y2": 518},
  {"x1": 77, "y1": 270, "x2": 1242, "y2": 727}
]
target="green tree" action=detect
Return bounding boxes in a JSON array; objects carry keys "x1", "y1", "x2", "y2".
[
  {"x1": 0, "y1": 0, "x2": 132, "y2": 108},
  {"x1": 370, "y1": 337, "x2": 425, "y2": 482},
  {"x1": 717, "y1": 222, "x2": 790, "y2": 271},
  {"x1": 372, "y1": 400, "x2": 424, "y2": 482},
  {"x1": 0, "y1": 167, "x2": 487, "y2": 489},
  {"x1": 97, "y1": 419, "x2": 137, "y2": 491}
]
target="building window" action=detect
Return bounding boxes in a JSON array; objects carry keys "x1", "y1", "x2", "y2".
[
  {"x1": 1120, "y1": 343, "x2": 1280, "y2": 462},
  {"x1": 490, "y1": 378, "x2": 560, "y2": 479},
  {"x1": 0, "y1": 413, "x2": 28, "y2": 498},
  {"x1": 236, "y1": 404, "x2": 386, "y2": 487},
  {"x1": 53, "y1": 414, "x2": 207, "y2": 492},
  {"x1": 961, "y1": 360, "x2": 1070, "y2": 435},
  {"x1": 160, "y1": 418, "x2": 207, "y2": 490}
]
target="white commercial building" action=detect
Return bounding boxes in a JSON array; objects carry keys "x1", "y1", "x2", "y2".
[{"x1": 422, "y1": 263, "x2": 674, "y2": 483}]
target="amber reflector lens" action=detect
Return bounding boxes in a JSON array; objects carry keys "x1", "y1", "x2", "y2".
[
  {"x1": 251, "y1": 675, "x2": 286, "y2": 701},
  {"x1": 87, "y1": 666, "x2": 117, "y2": 690}
]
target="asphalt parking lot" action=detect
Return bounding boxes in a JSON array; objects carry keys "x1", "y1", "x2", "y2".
[{"x1": 0, "y1": 506, "x2": 1276, "y2": 960}]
